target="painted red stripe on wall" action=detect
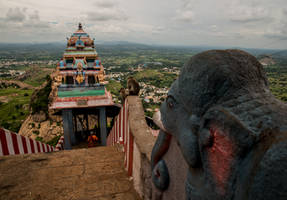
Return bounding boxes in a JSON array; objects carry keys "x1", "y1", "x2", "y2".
[
  {"x1": 42, "y1": 143, "x2": 45, "y2": 152},
  {"x1": 0, "y1": 129, "x2": 9, "y2": 155},
  {"x1": 36, "y1": 141, "x2": 41, "y2": 152},
  {"x1": 21, "y1": 136, "x2": 28, "y2": 154},
  {"x1": 29, "y1": 139, "x2": 35, "y2": 153},
  {"x1": 11, "y1": 133, "x2": 20, "y2": 154}
]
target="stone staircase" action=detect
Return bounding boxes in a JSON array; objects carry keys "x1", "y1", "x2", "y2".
[{"x1": 0, "y1": 146, "x2": 140, "y2": 200}]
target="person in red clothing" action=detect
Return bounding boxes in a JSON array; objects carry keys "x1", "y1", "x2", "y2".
[{"x1": 87, "y1": 133, "x2": 98, "y2": 147}]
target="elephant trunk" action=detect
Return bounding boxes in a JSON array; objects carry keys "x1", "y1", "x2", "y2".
[
  {"x1": 151, "y1": 130, "x2": 172, "y2": 190},
  {"x1": 151, "y1": 111, "x2": 172, "y2": 190}
]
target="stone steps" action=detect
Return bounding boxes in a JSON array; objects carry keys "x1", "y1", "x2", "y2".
[{"x1": 0, "y1": 146, "x2": 140, "y2": 200}]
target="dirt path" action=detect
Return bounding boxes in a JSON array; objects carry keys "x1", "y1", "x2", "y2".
[
  {"x1": 0, "y1": 80, "x2": 35, "y2": 89},
  {"x1": 0, "y1": 146, "x2": 140, "y2": 200}
]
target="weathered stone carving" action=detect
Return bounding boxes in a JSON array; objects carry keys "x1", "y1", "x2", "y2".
[{"x1": 151, "y1": 50, "x2": 287, "y2": 199}]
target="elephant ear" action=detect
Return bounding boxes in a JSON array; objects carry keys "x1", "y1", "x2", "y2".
[
  {"x1": 197, "y1": 107, "x2": 255, "y2": 197},
  {"x1": 248, "y1": 140, "x2": 287, "y2": 200}
]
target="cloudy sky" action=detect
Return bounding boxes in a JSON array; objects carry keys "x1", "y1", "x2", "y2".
[{"x1": 0, "y1": 0, "x2": 286, "y2": 49}]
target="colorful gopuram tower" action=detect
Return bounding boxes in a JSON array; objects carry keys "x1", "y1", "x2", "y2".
[{"x1": 50, "y1": 23, "x2": 118, "y2": 149}]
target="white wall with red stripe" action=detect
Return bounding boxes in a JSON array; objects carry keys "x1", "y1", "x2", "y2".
[
  {"x1": 0, "y1": 128, "x2": 55, "y2": 156},
  {"x1": 107, "y1": 96, "x2": 157, "y2": 199},
  {"x1": 107, "y1": 98, "x2": 134, "y2": 176}
]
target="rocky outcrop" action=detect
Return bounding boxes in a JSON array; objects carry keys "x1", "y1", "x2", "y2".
[
  {"x1": 31, "y1": 110, "x2": 47, "y2": 123},
  {"x1": 19, "y1": 114, "x2": 63, "y2": 142},
  {"x1": 258, "y1": 55, "x2": 276, "y2": 66},
  {"x1": 19, "y1": 72, "x2": 63, "y2": 143}
]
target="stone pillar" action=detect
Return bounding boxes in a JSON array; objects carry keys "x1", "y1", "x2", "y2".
[
  {"x1": 99, "y1": 107, "x2": 107, "y2": 146},
  {"x1": 62, "y1": 109, "x2": 76, "y2": 149},
  {"x1": 84, "y1": 113, "x2": 89, "y2": 134}
]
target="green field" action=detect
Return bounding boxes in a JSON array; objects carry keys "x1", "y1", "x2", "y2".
[
  {"x1": 0, "y1": 64, "x2": 53, "y2": 132},
  {"x1": 265, "y1": 65, "x2": 287, "y2": 102},
  {"x1": 0, "y1": 88, "x2": 33, "y2": 132},
  {"x1": 0, "y1": 43, "x2": 286, "y2": 132}
]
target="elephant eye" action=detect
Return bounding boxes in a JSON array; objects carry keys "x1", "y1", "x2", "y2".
[{"x1": 166, "y1": 95, "x2": 176, "y2": 109}]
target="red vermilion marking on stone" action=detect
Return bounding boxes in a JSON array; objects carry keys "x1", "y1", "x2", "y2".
[{"x1": 207, "y1": 126, "x2": 234, "y2": 195}]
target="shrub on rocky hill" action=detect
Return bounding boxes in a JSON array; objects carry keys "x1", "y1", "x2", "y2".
[{"x1": 30, "y1": 75, "x2": 52, "y2": 115}]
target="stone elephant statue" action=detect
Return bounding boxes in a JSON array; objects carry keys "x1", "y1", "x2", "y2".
[{"x1": 151, "y1": 50, "x2": 287, "y2": 200}]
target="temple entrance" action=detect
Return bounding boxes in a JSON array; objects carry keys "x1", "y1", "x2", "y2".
[
  {"x1": 61, "y1": 106, "x2": 120, "y2": 149},
  {"x1": 66, "y1": 76, "x2": 74, "y2": 84},
  {"x1": 88, "y1": 76, "x2": 95, "y2": 84}
]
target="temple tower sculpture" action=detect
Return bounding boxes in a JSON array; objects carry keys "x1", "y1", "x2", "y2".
[{"x1": 50, "y1": 23, "x2": 119, "y2": 149}]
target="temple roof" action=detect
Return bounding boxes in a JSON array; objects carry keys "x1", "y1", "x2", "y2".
[{"x1": 67, "y1": 23, "x2": 94, "y2": 48}]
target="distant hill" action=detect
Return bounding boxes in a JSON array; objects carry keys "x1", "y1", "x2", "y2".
[
  {"x1": 271, "y1": 50, "x2": 287, "y2": 65},
  {"x1": 0, "y1": 43, "x2": 65, "y2": 61},
  {"x1": 0, "y1": 42, "x2": 286, "y2": 64}
]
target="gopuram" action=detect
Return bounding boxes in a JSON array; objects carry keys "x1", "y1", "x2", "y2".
[{"x1": 50, "y1": 23, "x2": 119, "y2": 149}]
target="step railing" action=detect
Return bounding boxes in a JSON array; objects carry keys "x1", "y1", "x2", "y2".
[
  {"x1": 0, "y1": 128, "x2": 55, "y2": 156},
  {"x1": 107, "y1": 98, "x2": 134, "y2": 175},
  {"x1": 55, "y1": 136, "x2": 64, "y2": 151}
]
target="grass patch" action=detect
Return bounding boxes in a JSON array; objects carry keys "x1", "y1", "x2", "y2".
[
  {"x1": 32, "y1": 130, "x2": 40, "y2": 135},
  {"x1": 264, "y1": 65, "x2": 287, "y2": 102},
  {"x1": 47, "y1": 135, "x2": 62, "y2": 147},
  {"x1": 105, "y1": 80, "x2": 123, "y2": 97},
  {"x1": 35, "y1": 136, "x2": 44, "y2": 143}
]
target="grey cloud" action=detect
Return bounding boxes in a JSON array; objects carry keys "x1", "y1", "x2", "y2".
[
  {"x1": 0, "y1": 8, "x2": 50, "y2": 32},
  {"x1": 6, "y1": 7, "x2": 26, "y2": 22},
  {"x1": 229, "y1": 6, "x2": 271, "y2": 23},
  {"x1": 174, "y1": 10, "x2": 194, "y2": 22},
  {"x1": 87, "y1": 12, "x2": 125, "y2": 21},
  {"x1": 29, "y1": 10, "x2": 40, "y2": 20},
  {"x1": 264, "y1": 23, "x2": 287, "y2": 40},
  {"x1": 95, "y1": 0, "x2": 116, "y2": 8},
  {"x1": 87, "y1": 7, "x2": 127, "y2": 22},
  {"x1": 173, "y1": 0, "x2": 195, "y2": 23},
  {"x1": 264, "y1": 9, "x2": 287, "y2": 41},
  {"x1": 264, "y1": 31, "x2": 287, "y2": 40},
  {"x1": 23, "y1": 21, "x2": 50, "y2": 29}
]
